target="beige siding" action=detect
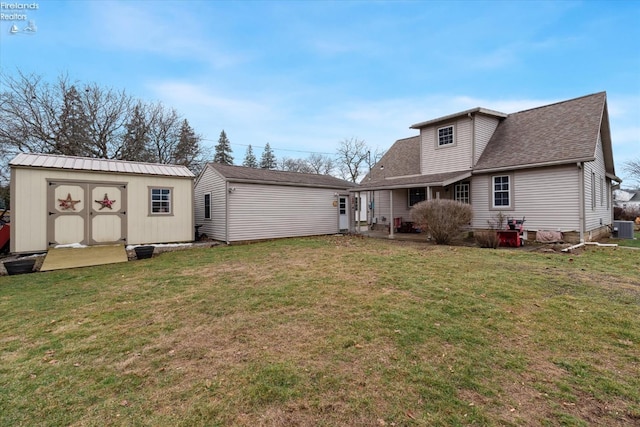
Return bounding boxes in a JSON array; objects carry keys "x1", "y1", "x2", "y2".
[
  {"x1": 584, "y1": 135, "x2": 610, "y2": 236},
  {"x1": 226, "y1": 184, "x2": 340, "y2": 242},
  {"x1": 421, "y1": 117, "x2": 474, "y2": 174},
  {"x1": 472, "y1": 165, "x2": 581, "y2": 232},
  {"x1": 194, "y1": 166, "x2": 227, "y2": 241},
  {"x1": 474, "y1": 115, "x2": 501, "y2": 164},
  {"x1": 11, "y1": 168, "x2": 193, "y2": 253}
]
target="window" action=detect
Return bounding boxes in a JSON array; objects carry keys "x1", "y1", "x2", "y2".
[
  {"x1": 600, "y1": 177, "x2": 604, "y2": 207},
  {"x1": 591, "y1": 172, "x2": 596, "y2": 210},
  {"x1": 454, "y1": 183, "x2": 470, "y2": 204},
  {"x1": 438, "y1": 125, "x2": 454, "y2": 146},
  {"x1": 409, "y1": 188, "x2": 426, "y2": 207},
  {"x1": 493, "y1": 176, "x2": 510, "y2": 208},
  {"x1": 204, "y1": 193, "x2": 211, "y2": 219},
  {"x1": 339, "y1": 197, "x2": 346, "y2": 215},
  {"x1": 150, "y1": 188, "x2": 171, "y2": 214}
]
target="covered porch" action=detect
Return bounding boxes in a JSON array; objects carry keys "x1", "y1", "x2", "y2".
[{"x1": 352, "y1": 171, "x2": 472, "y2": 238}]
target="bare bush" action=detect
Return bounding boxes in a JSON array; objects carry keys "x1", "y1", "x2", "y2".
[
  {"x1": 409, "y1": 199, "x2": 473, "y2": 244},
  {"x1": 618, "y1": 205, "x2": 640, "y2": 222},
  {"x1": 475, "y1": 230, "x2": 499, "y2": 248}
]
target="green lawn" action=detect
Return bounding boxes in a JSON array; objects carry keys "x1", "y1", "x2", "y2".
[
  {"x1": 613, "y1": 231, "x2": 640, "y2": 249},
  {"x1": 1, "y1": 236, "x2": 639, "y2": 426}
]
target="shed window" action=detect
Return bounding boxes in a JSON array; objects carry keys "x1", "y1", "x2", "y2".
[
  {"x1": 204, "y1": 193, "x2": 211, "y2": 219},
  {"x1": 409, "y1": 188, "x2": 426, "y2": 207},
  {"x1": 438, "y1": 125, "x2": 454, "y2": 146},
  {"x1": 150, "y1": 188, "x2": 172, "y2": 214},
  {"x1": 493, "y1": 176, "x2": 510, "y2": 208}
]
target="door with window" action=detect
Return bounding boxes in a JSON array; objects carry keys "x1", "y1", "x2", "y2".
[
  {"x1": 338, "y1": 196, "x2": 349, "y2": 231},
  {"x1": 47, "y1": 180, "x2": 127, "y2": 246}
]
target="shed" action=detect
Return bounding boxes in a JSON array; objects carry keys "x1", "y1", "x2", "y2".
[
  {"x1": 194, "y1": 163, "x2": 356, "y2": 243},
  {"x1": 9, "y1": 153, "x2": 195, "y2": 254}
]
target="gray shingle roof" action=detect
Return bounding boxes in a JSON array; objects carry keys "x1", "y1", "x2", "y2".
[
  {"x1": 474, "y1": 92, "x2": 607, "y2": 171},
  {"x1": 208, "y1": 163, "x2": 355, "y2": 189},
  {"x1": 9, "y1": 153, "x2": 195, "y2": 177},
  {"x1": 360, "y1": 136, "x2": 420, "y2": 184}
]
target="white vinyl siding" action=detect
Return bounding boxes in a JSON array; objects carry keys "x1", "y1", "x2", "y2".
[
  {"x1": 474, "y1": 115, "x2": 501, "y2": 165},
  {"x1": 194, "y1": 166, "x2": 227, "y2": 241},
  {"x1": 472, "y1": 165, "x2": 581, "y2": 232},
  {"x1": 421, "y1": 117, "x2": 473, "y2": 174},
  {"x1": 583, "y1": 135, "x2": 610, "y2": 232},
  {"x1": 226, "y1": 184, "x2": 339, "y2": 242}
]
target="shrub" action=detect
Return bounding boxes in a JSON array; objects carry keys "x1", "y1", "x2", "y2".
[
  {"x1": 409, "y1": 199, "x2": 473, "y2": 244},
  {"x1": 475, "y1": 230, "x2": 499, "y2": 248},
  {"x1": 618, "y1": 205, "x2": 640, "y2": 222}
]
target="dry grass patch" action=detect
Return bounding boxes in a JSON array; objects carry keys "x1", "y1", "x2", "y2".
[{"x1": 1, "y1": 236, "x2": 639, "y2": 426}]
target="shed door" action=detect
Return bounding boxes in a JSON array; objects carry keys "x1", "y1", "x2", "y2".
[
  {"x1": 338, "y1": 196, "x2": 349, "y2": 231},
  {"x1": 47, "y1": 181, "x2": 127, "y2": 247}
]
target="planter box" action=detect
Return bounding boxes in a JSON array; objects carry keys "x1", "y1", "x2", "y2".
[
  {"x1": 134, "y1": 246, "x2": 154, "y2": 260},
  {"x1": 4, "y1": 258, "x2": 36, "y2": 275}
]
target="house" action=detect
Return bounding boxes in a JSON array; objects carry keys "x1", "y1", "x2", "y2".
[
  {"x1": 355, "y1": 92, "x2": 621, "y2": 243},
  {"x1": 194, "y1": 163, "x2": 356, "y2": 243},
  {"x1": 9, "y1": 153, "x2": 195, "y2": 254}
]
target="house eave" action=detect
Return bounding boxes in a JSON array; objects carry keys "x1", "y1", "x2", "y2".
[
  {"x1": 226, "y1": 177, "x2": 354, "y2": 191},
  {"x1": 410, "y1": 108, "x2": 507, "y2": 129}
]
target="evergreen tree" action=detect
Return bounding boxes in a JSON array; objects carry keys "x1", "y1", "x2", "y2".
[
  {"x1": 213, "y1": 130, "x2": 233, "y2": 165},
  {"x1": 120, "y1": 102, "x2": 152, "y2": 162},
  {"x1": 259, "y1": 142, "x2": 277, "y2": 169},
  {"x1": 56, "y1": 85, "x2": 92, "y2": 156},
  {"x1": 174, "y1": 119, "x2": 200, "y2": 167},
  {"x1": 242, "y1": 144, "x2": 258, "y2": 168}
]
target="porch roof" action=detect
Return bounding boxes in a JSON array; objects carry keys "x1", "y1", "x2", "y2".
[{"x1": 352, "y1": 170, "x2": 471, "y2": 191}]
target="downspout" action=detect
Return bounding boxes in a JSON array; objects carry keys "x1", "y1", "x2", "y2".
[
  {"x1": 469, "y1": 112, "x2": 475, "y2": 168},
  {"x1": 577, "y1": 162, "x2": 585, "y2": 243},
  {"x1": 389, "y1": 189, "x2": 394, "y2": 238}
]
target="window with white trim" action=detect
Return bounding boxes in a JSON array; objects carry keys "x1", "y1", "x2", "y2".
[
  {"x1": 454, "y1": 183, "x2": 470, "y2": 204},
  {"x1": 409, "y1": 188, "x2": 427, "y2": 207},
  {"x1": 591, "y1": 172, "x2": 596, "y2": 210},
  {"x1": 150, "y1": 188, "x2": 172, "y2": 214},
  {"x1": 204, "y1": 193, "x2": 211, "y2": 219},
  {"x1": 437, "y1": 125, "x2": 454, "y2": 146},
  {"x1": 493, "y1": 176, "x2": 510, "y2": 208},
  {"x1": 600, "y1": 177, "x2": 604, "y2": 207}
]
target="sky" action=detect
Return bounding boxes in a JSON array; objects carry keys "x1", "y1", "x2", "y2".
[{"x1": 1, "y1": 0, "x2": 639, "y2": 184}]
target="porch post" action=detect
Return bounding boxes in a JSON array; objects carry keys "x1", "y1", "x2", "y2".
[
  {"x1": 426, "y1": 185, "x2": 432, "y2": 201},
  {"x1": 389, "y1": 189, "x2": 394, "y2": 238}
]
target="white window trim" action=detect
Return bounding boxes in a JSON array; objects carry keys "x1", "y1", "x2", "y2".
[
  {"x1": 204, "y1": 192, "x2": 211, "y2": 220},
  {"x1": 490, "y1": 174, "x2": 514, "y2": 210},
  {"x1": 149, "y1": 186, "x2": 173, "y2": 216},
  {"x1": 436, "y1": 124, "x2": 455, "y2": 147},
  {"x1": 454, "y1": 182, "x2": 470, "y2": 204}
]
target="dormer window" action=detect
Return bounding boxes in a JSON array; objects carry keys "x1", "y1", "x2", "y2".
[{"x1": 438, "y1": 125, "x2": 454, "y2": 146}]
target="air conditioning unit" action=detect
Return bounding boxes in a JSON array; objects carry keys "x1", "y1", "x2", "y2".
[{"x1": 613, "y1": 220, "x2": 635, "y2": 239}]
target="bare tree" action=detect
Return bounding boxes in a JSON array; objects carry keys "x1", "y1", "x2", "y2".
[
  {"x1": 307, "y1": 153, "x2": 335, "y2": 175},
  {"x1": 336, "y1": 137, "x2": 370, "y2": 183},
  {"x1": 0, "y1": 70, "x2": 207, "y2": 175},
  {"x1": 278, "y1": 157, "x2": 314, "y2": 173},
  {"x1": 624, "y1": 158, "x2": 640, "y2": 187}
]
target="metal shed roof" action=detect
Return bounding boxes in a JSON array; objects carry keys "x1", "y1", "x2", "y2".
[{"x1": 9, "y1": 153, "x2": 195, "y2": 178}]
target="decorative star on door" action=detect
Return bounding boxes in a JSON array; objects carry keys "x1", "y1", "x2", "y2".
[
  {"x1": 58, "y1": 193, "x2": 81, "y2": 210},
  {"x1": 95, "y1": 193, "x2": 116, "y2": 210}
]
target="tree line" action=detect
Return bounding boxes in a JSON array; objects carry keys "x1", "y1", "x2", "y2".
[
  {"x1": 1, "y1": 71, "x2": 385, "y2": 188},
  {"x1": 213, "y1": 131, "x2": 384, "y2": 183}
]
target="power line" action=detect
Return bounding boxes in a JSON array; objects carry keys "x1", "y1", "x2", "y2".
[{"x1": 200, "y1": 138, "x2": 335, "y2": 156}]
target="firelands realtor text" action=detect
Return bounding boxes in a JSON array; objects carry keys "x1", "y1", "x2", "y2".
[{"x1": 1, "y1": 2, "x2": 38, "y2": 20}]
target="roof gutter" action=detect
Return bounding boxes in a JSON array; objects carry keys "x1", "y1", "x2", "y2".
[
  {"x1": 227, "y1": 178, "x2": 354, "y2": 190},
  {"x1": 473, "y1": 156, "x2": 596, "y2": 175}
]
